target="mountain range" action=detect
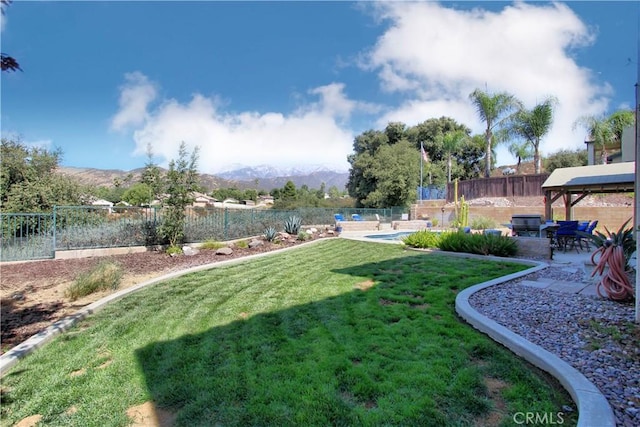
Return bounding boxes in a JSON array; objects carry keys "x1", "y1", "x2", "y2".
[{"x1": 57, "y1": 165, "x2": 349, "y2": 192}]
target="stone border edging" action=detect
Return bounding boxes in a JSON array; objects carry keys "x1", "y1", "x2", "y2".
[
  {"x1": 0, "y1": 239, "x2": 326, "y2": 377},
  {"x1": 454, "y1": 258, "x2": 616, "y2": 427}
]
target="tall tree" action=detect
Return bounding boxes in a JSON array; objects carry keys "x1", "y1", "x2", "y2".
[
  {"x1": 469, "y1": 89, "x2": 521, "y2": 177},
  {"x1": 573, "y1": 110, "x2": 634, "y2": 164},
  {"x1": 140, "y1": 143, "x2": 165, "y2": 202},
  {"x1": 508, "y1": 97, "x2": 557, "y2": 173},
  {"x1": 159, "y1": 142, "x2": 199, "y2": 248},
  {"x1": 358, "y1": 140, "x2": 419, "y2": 208},
  {"x1": 441, "y1": 130, "x2": 469, "y2": 182}
]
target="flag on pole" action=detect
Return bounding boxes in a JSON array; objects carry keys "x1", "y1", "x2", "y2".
[{"x1": 421, "y1": 143, "x2": 429, "y2": 163}]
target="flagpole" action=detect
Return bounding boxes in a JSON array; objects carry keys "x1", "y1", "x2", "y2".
[{"x1": 420, "y1": 141, "x2": 424, "y2": 202}]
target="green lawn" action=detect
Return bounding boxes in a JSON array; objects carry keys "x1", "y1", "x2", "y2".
[{"x1": 0, "y1": 239, "x2": 576, "y2": 426}]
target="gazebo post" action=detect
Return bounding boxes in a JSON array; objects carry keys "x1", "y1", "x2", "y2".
[
  {"x1": 563, "y1": 193, "x2": 572, "y2": 220},
  {"x1": 544, "y1": 190, "x2": 552, "y2": 221}
]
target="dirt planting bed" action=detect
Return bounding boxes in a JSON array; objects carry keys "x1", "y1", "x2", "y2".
[{"x1": 1, "y1": 234, "x2": 335, "y2": 354}]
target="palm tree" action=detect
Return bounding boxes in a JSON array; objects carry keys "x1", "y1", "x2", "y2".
[
  {"x1": 509, "y1": 97, "x2": 557, "y2": 174},
  {"x1": 573, "y1": 110, "x2": 633, "y2": 164},
  {"x1": 508, "y1": 141, "x2": 533, "y2": 174},
  {"x1": 469, "y1": 89, "x2": 522, "y2": 177},
  {"x1": 441, "y1": 130, "x2": 468, "y2": 182}
]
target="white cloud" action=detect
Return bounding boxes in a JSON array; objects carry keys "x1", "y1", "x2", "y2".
[
  {"x1": 110, "y1": 72, "x2": 157, "y2": 132},
  {"x1": 114, "y1": 75, "x2": 364, "y2": 173},
  {"x1": 364, "y1": 1, "x2": 611, "y2": 164}
]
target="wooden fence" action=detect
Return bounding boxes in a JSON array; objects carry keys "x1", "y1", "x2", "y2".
[{"x1": 445, "y1": 174, "x2": 550, "y2": 202}]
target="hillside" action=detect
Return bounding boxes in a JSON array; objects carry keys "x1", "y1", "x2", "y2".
[{"x1": 56, "y1": 167, "x2": 349, "y2": 192}]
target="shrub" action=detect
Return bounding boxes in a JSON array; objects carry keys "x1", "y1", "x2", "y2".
[
  {"x1": 402, "y1": 230, "x2": 442, "y2": 248},
  {"x1": 284, "y1": 215, "x2": 302, "y2": 235},
  {"x1": 65, "y1": 261, "x2": 122, "y2": 301},
  {"x1": 263, "y1": 227, "x2": 278, "y2": 242},
  {"x1": 437, "y1": 232, "x2": 517, "y2": 257},
  {"x1": 200, "y1": 239, "x2": 225, "y2": 250},
  {"x1": 470, "y1": 216, "x2": 497, "y2": 230},
  {"x1": 297, "y1": 231, "x2": 310, "y2": 241},
  {"x1": 235, "y1": 240, "x2": 249, "y2": 249},
  {"x1": 166, "y1": 245, "x2": 183, "y2": 256}
]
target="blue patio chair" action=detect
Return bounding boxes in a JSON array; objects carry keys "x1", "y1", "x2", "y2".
[
  {"x1": 555, "y1": 220, "x2": 579, "y2": 252},
  {"x1": 576, "y1": 220, "x2": 598, "y2": 251},
  {"x1": 334, "y1": 213, "x2": 345, "y2": 222},
  {"x1": 351, "y1": 214, "x2": 364, "y2": 221}
]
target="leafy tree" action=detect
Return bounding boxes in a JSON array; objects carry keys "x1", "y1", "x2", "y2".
[
  {"x1": 355, "y1": 140, "x2": 419, "y2": 208},
  {"x1": 158, "y1": 142, "x2": 199, "y2": 248},
  {"x1": 469, "y1": 89, "x2": 522, "y2": 177},
  {"x1": 327, "y1": 185, "x2": 342, "y2": 199},
  {"x1": 573, "y1": 110, "x2": 634, "y2": 164},
  {"x1": 1, "y1": 138, "x2": 84, "y2": 212},
  {"x1": 456, "y1": 135, "x2": 485, "y2": 180},
  {"x1": 543, "y1": 149, "x2": 587, "y2": 173},
  {"x1": 508, "y1": 97, "x2": 557, "y2": 173},
  {"x1": 122, "y1": 183, "x2": 153, "y2": 206},
  {"x1": 508, "y1": 141, "x2": 534, "y2": 174},
  {"x1": 282, "y1": 180, "x2": 297, "y2": 200},
  {"x1": 384, "y1": 122, "x2": 406, "y2": 144}
]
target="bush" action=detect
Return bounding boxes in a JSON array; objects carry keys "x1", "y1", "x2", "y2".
[
  {"x1": 235, "y1": 240, "x2": 249, "y2": 249},
  {"x1": 297, "y1": 231, "x2": 311, "y2": 241},
  {"x1": 65, "y1": 261, "x2": 122, "y2": 301},
  {"x1": 402, "y1": 230, "x2": 442, "y2": 248},
  {"x1": 200, "y1": 239, "x2": 225, "y2": 250},
  {"x1": 166, "y1": 245, "x2": 183, "y2": 256},
  {"x1": 437, "y1": 232, "x2": 517, "y2": 257},
  {"x1": 470, "y1": 216, "x2": 497, "y2": 230}
]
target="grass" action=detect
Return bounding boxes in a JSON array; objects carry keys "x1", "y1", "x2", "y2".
[
  {"x1": 198, "y1": 239, "x2": 226, "y2": 250},
  {"x1": 0, "y1": 239, "x2": 577, "y2": 426},
  {"x1": 64, "y1": 261, "x2": 122, "y2": 301}
]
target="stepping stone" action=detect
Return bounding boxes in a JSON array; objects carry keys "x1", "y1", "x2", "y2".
[
  {"x1": 520, "y1": 280, "x2": 550, "y2": 289},
  {"x1": 547, "y1": 281, "x2": 588, "y2": 293},
  {"x1": 578, "y1": 285, "x2": 600, "y2": 297}
]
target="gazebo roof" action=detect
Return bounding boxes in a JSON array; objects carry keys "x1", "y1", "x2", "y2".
[{"x1": 542, "y1": 162, "x2": 635, "y2": 194}]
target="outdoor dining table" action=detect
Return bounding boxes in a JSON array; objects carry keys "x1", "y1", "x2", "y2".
[{"x1": 539, "y1": 223, "x2": 559, "y2": 238}]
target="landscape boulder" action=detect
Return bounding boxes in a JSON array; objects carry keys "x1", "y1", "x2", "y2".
[{"x1": 215, "y1": 247, "x2": 233, "y2": 256}]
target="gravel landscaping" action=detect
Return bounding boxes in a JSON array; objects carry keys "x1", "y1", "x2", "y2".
[{"x1": 469, "y1": 265, "x2": 639, "y2": 427}]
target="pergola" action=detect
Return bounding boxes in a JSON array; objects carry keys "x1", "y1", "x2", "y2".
[{"x1": 541, "y1": 162, "x2": 636, "y2": 221}]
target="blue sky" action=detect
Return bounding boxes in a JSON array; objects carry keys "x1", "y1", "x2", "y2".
[{"x1": 1, "y1": 1, "x2": 638, "y2": 175}]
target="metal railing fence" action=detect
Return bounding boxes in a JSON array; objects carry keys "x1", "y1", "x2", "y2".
[{"x1": 1, "y1": 205, "x2": 408, "y2": 261}]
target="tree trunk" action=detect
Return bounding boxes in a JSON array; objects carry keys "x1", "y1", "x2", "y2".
[
  {"x1": 447, "y1": 155, "x2": 452, "y2": 183},
  {"x1": 484, "y1": 136, "x2": 492, "y2": 178},
  {"x1": 534, "y1": 149, "x2": 541, "y2": 174}
]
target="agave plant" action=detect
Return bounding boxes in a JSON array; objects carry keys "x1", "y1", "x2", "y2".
[
  {"x1": 263, "y1": 226, "x2": 278, "y2": 242},
  {"x1": 580, "y1": 217, "x2": 635, "y2": 301},
  {"x1": 283, "y1": 215, "x2": 302, "y2": 235}
]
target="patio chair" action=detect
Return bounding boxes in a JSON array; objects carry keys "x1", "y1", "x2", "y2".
[
  {"x1": 351, "y1": 214, "x2": 364, "y2": 221},
  {"x1": 555, "y1": 220, "x2": 579, "y2": 253},
  {"x1": 334, "y1": 213, "x2": 345, "y2": 222},
  {"x1": 576, "y1": 220, "x2": 598, "y2": 251}
]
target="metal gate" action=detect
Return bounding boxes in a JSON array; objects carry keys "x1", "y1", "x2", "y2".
[{"x1": 0, "y1": 213, "x2": 55, "y2": 262}]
